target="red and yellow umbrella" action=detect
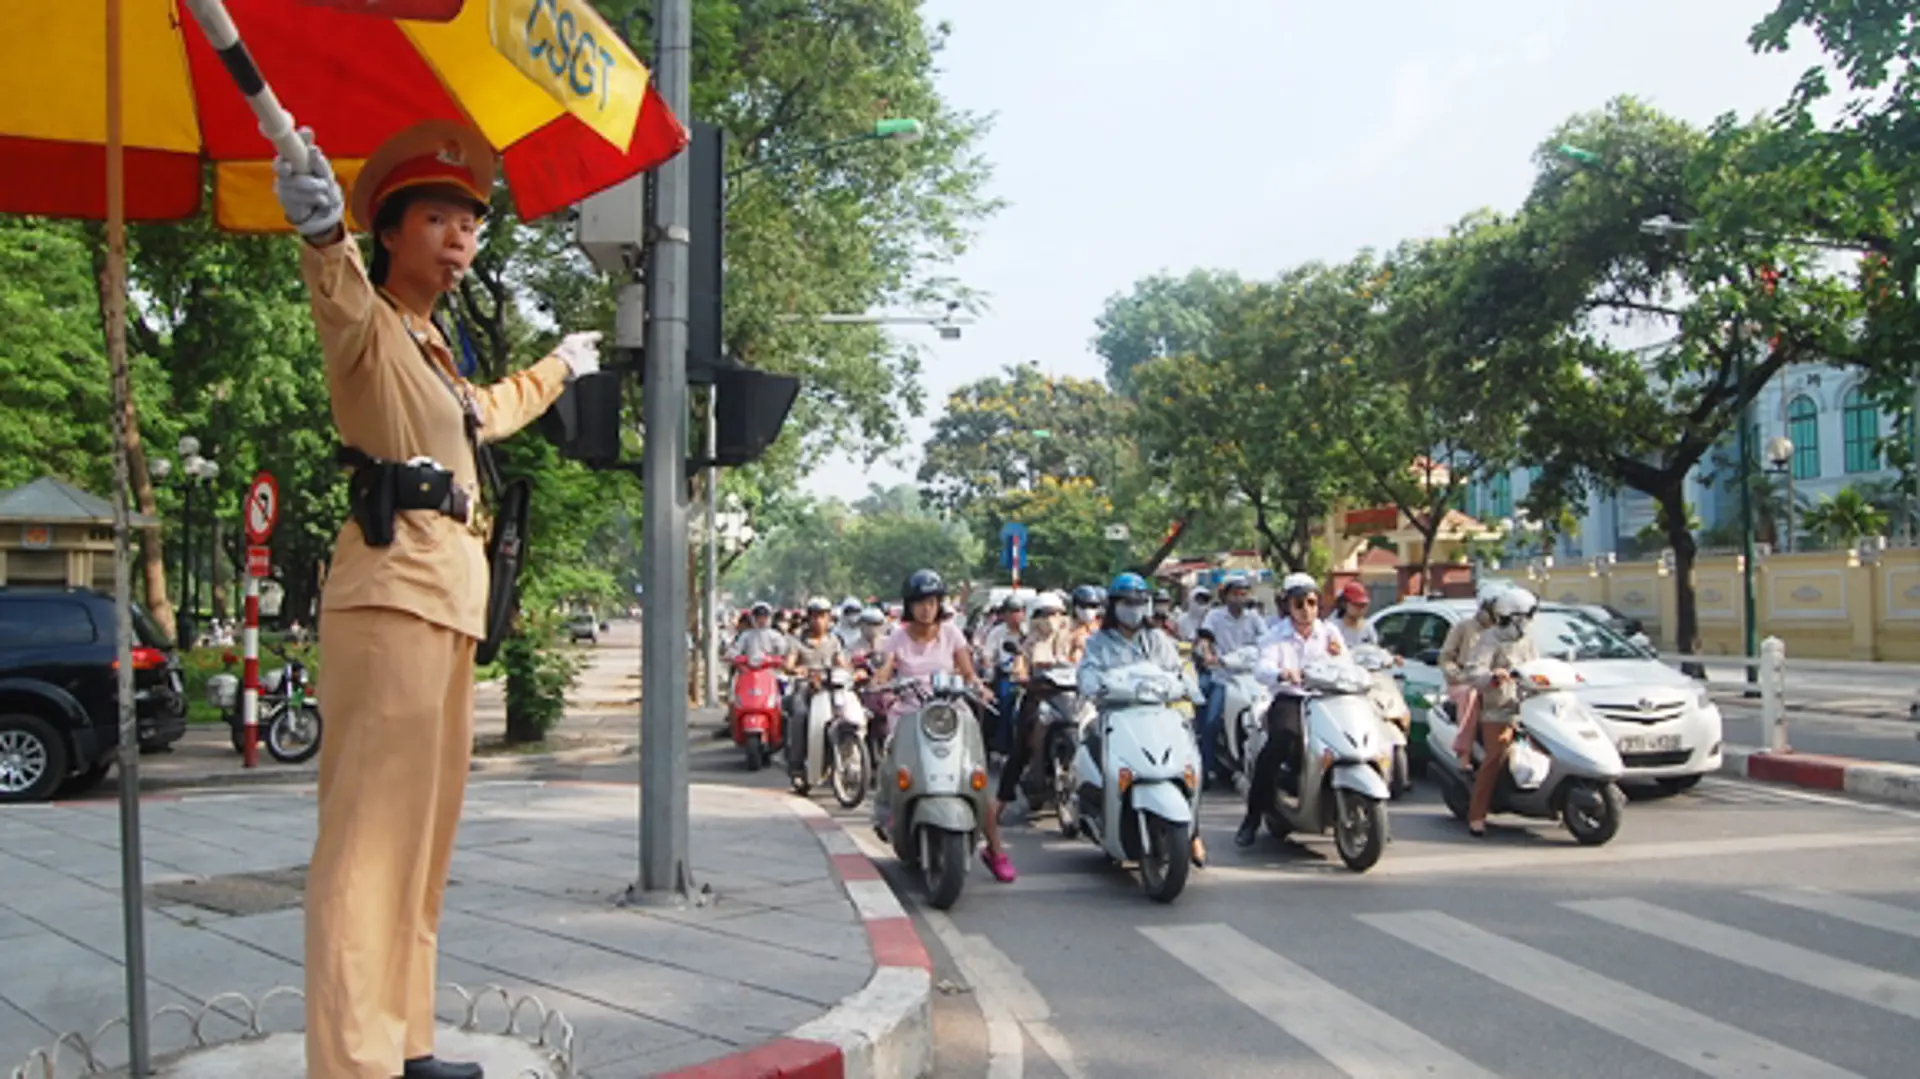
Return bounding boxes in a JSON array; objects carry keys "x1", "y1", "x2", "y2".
[{"x1": 0, "y1": 0, "x2": 688, "y2": 230}]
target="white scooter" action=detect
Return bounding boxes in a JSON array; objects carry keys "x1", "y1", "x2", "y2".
[
  {"x1": 790, "y1": 666, "x2": 870, "y2": 809},
  {"x1": 1071, "y1": 663, "x2": 1201, "y2": 903},
  {"x1": 1353, "y1": 644, "x2": 1412, "y2": 798},
  {"x1": 1246, "y1": 659, "x2": 1394, "y2": 872},
  {"x1": 874, "y1": 673, "x2": 995, "y2": 910},
  {"x1": 1212, "y1": 646, "x2": 1271, "y2": 790},
  {"x1": 1425, "y1": 657, "x2": 1627, "y2": 844}
]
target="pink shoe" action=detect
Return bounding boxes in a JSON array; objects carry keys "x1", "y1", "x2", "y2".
[{"x1": 982, "y1": 848, "x2": 1017, "y2": 883}]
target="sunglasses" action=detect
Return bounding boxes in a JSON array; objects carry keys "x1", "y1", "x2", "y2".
[{"x1": 1291, "y1": 596, "x2": 1319, "y2": 608}]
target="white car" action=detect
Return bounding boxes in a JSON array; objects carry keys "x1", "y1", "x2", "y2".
[{"x1": 1368, "y1": 598, "x2": 1723, "y2": 791}]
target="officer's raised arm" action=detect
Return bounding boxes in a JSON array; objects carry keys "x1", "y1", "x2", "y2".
[{"x1": 474, "y1": 332, "x2": 600, "y2": 442}]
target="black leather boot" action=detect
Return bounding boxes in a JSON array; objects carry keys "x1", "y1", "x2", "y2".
[{"x1": 401, "y1": 1056, "x2": 484, "y2": 1079}]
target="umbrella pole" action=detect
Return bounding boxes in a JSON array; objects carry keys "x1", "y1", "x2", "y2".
[{"x1": 105, "y1": 0, "x2": 152, "y2": 1073}]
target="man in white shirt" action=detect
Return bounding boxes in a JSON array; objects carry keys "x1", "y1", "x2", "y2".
[
  {"x1": 1193, "y1": 576, "x2": 1264, "y2": 788},
  {"x1": 1237, "y1": 573, "x2": 1344, "y2": 846},
  {"x1": 1174, "y1": 586, "x2": 1212, "y2": 643}
]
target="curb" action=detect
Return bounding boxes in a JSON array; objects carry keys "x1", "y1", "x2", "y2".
[
  {"x1": 1719, "y1": 744, "x2": 1920, "y2": 806},
  {"x1": 126, "y1": 740, "x2": 637, "y2": 794},
  {"x1": 656, "y1": 799, "x2": 933, "y2": 1079}
]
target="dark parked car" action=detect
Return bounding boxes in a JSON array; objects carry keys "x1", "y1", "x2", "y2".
[{"x1": 0, "y1": 587, "x2": 187, "y2": 802}]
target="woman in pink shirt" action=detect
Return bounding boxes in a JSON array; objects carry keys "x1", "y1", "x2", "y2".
[{"x1": 874, "y1": 570, "x2": 1016, "y2": 882}]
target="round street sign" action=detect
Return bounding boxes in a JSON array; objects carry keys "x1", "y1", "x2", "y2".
[{"x1": 244, "y1": 472, "x2": 280, "y2": 545}]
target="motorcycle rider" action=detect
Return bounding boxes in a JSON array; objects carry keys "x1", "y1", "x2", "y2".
[
  {"x1": 1236, "y1": 573, "x2": 1345, "y2": 847},
  {"x1": 873, "y1": 570, "x2": 1016, "y2": 883},
  {"x1": 991, "y1": 591, "x2": 1075, "y2": 819},
  {"x1": 1194, "y1": 574, "x2": 1264, "y2": 789},
  {"x1": 785, "y1": 597, "x2": 849, "y2": 779},
  {"x1": 982, "y1": 596, "x2": 1029, "y2": 739},
  {"x1": 733, "y1": 602, "x2": 788, "y2": 663},
  {"x1": 1442, "y1": 580, "x2": 1510, "y2": 768},
  {"x1": 854, "y1": 607, "x2": 889, "y2": 659},
  {"x1": 833, "y1": 596, "x2": 866, "y2": 653},
  {"x1": 1079, "y1": 572, "x2": 1207, "y2": 866},
  {"x1": 1068, "y1": 585, "x2": 1105, "y2": 655},
  {"x1": 1174, "y1": 585, "x2": 1211, "y2": 642},
  {"x1": 1464, "y1": 586, "x2": 1540, "y2": 836},
  {"x1": 1329, "y1": 581, "x2": 1379, "y2": 651},
  {"x1": 1149, "y1": 588, "x2": 1175, "y2": 632}
]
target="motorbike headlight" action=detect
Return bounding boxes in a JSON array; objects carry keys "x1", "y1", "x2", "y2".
[{"x1": 921, "y1": 704, "x2": 961, "y2": 740}]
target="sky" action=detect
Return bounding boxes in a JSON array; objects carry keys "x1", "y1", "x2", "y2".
[{"x1": 800, "y1": 0, "x2": 1820, "y2": 503}]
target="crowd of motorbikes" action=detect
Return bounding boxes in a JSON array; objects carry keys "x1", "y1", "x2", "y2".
[{"x1": 723, "y1": 577, "x2": 1631, "y2": 913}]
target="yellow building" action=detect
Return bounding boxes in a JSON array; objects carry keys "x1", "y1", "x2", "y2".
[{"x1": 0, "y1": 477, "x2": 156, "y2": 591}]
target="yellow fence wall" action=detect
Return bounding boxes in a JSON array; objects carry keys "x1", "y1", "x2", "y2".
[{"x1": 1524, "y1": 545, "x2": 1920, "y2": 662}]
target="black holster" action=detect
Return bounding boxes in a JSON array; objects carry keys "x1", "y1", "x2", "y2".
[{"x1": 339, "y1": 447, "x2": 463, "y2": 548}]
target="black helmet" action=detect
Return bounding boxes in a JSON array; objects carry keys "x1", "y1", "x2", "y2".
[
  {"x1": 903, "y1": 569, "x2": 946, "y2": 607},
  {"x1": 1070, "y1": 584, "x2": 1103, "y2": 610}
]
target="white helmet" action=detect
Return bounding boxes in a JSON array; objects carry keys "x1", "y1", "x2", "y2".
[
  {"x1": 1477, "y1": 578, "x2": 1515, "y2": 610},
  {"x1": 858, "y1": 606, "x2": 886, "y2": 626},
  {"x1": 1280, "y1": 572, "x2": 1317, "y2": 598},
  {"x1": 1490, "y1": 586, "x2": 1539, "y2": 627},
  {"x1": 840, "y1": 596, "x2": 862, "y2": 615},
  {"x1": 805, "y1": 596, "x2": 833, "y2": 615},
  {"x1": 1031, "y1": 591, "x2": 1066, "y2": 615}
]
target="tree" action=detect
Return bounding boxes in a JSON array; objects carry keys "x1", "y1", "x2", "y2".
[
  {"x1": 918, "y1": 363, "x2": 1125, "y2": 513},
  {"x1": 1484, "y1": 98, "x2": 1860, "y2": 652},
  {"x1": 1092, "y1": 269, "x2": 1242, "y2": 393},
  {"x1": 1800, "y1": 487, "x2": 1889, "y2": 547},
  {"x1": 731, "y1": 490, "x2": 978, "y2": 602}
]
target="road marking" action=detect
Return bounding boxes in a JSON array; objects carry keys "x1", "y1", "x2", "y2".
[
  {"x1": 1565, "y1": 897, "x2": 1920, "y2": 1020},
  {"x1": 1140, "y1": 923, "x2": 1496, "y2": 1079},
  {"x1": 847, "y1": 821, "x2": 1084, "y2": 1078},
  {"x1": 1363, "y1": 828, "x2": 1920, "y2": 879},
  {"x1": 1360, "y1": 910, "x2": 1865, "y2": 1079},
  {"x1": 1748, "y1": 887, "x2": 1920, "y2": 941},
  {"x1": 1702, "y1": 776, "x2": 1920, "y2": 822},
  {"x1": 844, "y1": 878, "x2": 905, "y2": 922}
]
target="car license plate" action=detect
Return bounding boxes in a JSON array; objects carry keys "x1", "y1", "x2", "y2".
[{"x1": 1619, "y1": 733, "x2": 1682, "y2": 753}]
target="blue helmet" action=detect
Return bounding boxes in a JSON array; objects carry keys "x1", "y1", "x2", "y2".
[{"x1": 1109, "y1": 572, "x2": 1150, "y2": 602}]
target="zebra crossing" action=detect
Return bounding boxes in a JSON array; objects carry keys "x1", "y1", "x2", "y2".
[{"x1": 1139, "y1": 887, "x2": 1920, "y2": 1079}]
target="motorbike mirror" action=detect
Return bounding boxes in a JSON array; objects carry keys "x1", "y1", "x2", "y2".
[{"x1": 1001, "y1": 640, "x2": 1021, "y2": 655}]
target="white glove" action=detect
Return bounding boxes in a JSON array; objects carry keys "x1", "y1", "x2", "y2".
[
  {"x1": 553, "y1": 331, "x2": 602, "y2": 380},
  {"x1": 273, "y1": 127, "x2": 345, "y2": 240}
]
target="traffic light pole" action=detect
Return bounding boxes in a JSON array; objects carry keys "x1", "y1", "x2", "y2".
[{"x1": 633, "y1": 0, "x2": 693, "y2": 900}]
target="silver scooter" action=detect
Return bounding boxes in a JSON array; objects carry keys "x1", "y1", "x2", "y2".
[
  {"x1": 1212, "y1": 645, "x2": 1271, "y2": 790},
  {"x1": 1353, "y1": 644, "x2": 1412, "y2": 798},
  {"x1": 1071, "y1": 663, "x2": 1201, "y2": 903},
  {"x1": 791, "y1": 666, "x2": 871, "y2": 809},
  {"x1": 1425, "y1": 657, "x2": 1627, "y2": 844},
  {"x1": 874, "y1": 673, "x2": 995, "y2": 910},
  {"x1": 1246, "y1": 659, "x2": 1394, "y2": 872}
]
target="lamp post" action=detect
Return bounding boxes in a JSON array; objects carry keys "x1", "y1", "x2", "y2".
[
  {"x1": 1766, "y1": 436, "x2": 1795, "y2": 554},
  {"x1": 148, "y1": 435, "x2": 219, "y2": 645}
]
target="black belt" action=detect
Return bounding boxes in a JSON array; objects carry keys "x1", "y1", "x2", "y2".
[{"x1": 338, "y1": 446, "x2": 473, "y2": 525}]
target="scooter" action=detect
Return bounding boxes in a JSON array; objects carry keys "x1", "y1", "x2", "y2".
[
  {"x1": 208, "y1": 645, "x2": 323, "y2": 765},
  {"x1": 1425, "y1": 657, "x2": 1627, "y2": 845},
  {"x1": 1072, "y1": 663, "x2": 1201, "y2": 903},
  {"x1": 729, "y1": 653, "x2": 784, "y2": 772},
  {"x1": 1212, "y1": 646, "x2": 1271, "y2": 789},
  {"x1": 875, "y1": 673, "x2": 995, "y2": 910},
  {"x1": 791, "y1": 666, "x2": 871, "y2": 809},
  {"x1": 1246, "y1": 659, "x2": 1393, "y2": 872},
  {"x1": 1013, "y1": 665, "x2": 1091, "y2": 834},
  {"x1": 1353, "y1": 644, "x2": 1412, "y2": 798}
]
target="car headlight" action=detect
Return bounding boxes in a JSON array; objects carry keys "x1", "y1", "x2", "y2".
[{"x1": 921, "y1": 704, "x2": 960, "y2": 740}]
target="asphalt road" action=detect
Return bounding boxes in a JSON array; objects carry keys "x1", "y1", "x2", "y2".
[
  {"x1": 1715, "y1": 700, "x2": 1920, "y2": 765},
  {"x1": 542, "y1": 720, "x2": 1920, "y2": 1079}
]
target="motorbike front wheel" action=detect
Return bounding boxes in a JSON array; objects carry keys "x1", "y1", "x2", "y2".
[
  {"x1": 744, "y1": 732, "x2": 764, "y2": 772},
  {"x1": 266, "y1": 704, "x2": 322, "y2": 765},
  {"x1": 1332, "y1": 789, "x2": 1386, "y2": 872},
  {"x1": 1137, "y1": 812, "x2": 1192, "y2": 903},
  {"x1": 830, "y1": 730, "x2": 868, "y2": 809},
  {"x1": 922, "y1": 827, "x2": 969, "y2": 910},
  {"x1": 1563, "y1": 779, "x2": 1625, "y2": 846},
  {"x1": 1052, "y1": 738, "x2": 1078, "y2": 838}
]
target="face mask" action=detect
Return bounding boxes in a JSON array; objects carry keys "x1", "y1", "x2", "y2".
[
  {"x1": 1076, "y1": 607, "x2": 1098, "y2": 624},
  {"x1": 1115, "y1": 603, "x2": 1145, "y2": 628},
  {"x1": 1495, "y1": 617, "x2": 1527, "y2": 642}
]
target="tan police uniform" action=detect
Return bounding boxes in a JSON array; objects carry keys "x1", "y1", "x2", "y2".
[{"x1": 300, "y1": 121, "x2": 572, "y2": 1079}]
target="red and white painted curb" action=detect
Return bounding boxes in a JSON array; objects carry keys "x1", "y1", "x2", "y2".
[
  {"x1": 1722, "y1": 745, "x2": 1920, "y2": 806},
  {"x1": 657, "y1": 798, "x2": 933, "y2": 1079}
]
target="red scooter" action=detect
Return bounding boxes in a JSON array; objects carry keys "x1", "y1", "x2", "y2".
[{"x1": 730, "y1": 653, "x2": 785, "y2": 771}]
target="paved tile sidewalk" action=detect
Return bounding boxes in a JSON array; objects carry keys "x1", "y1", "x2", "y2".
[{"x1": 0, "y1": 782, "x2": 872, "y2": 1077}]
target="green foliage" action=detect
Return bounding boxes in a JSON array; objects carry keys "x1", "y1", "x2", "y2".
[
  {"x1": 500, "y1": 605, "x2": 584, "y2": 743},
  {"x1": 1092, "y1": 269, "x2": 1243, "y2": 393},
  {"x1": 918, "y1": 362, "x2": 1124, "y2": 513},
  {"x1": 1800, "y1": 486, "x2": 1890, "y2": 546},
  {"x1": 0, "y1": 219, "x2": 115, "y2": 492},
  {"x1": 732, "y1": 485, "x2": 980, "y2": 602}
]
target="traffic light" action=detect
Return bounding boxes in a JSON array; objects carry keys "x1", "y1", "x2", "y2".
[
  {"x1": 541, "y1": 370, "x2": 624, "y2": 466},
  {"x1": 709, "y1": 365, "x2": 799, "y2": 467}
]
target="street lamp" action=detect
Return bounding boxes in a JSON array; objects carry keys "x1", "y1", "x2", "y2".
[
  {"x1": 149, "y1": 435, "x2": 219, "y2": 645},
  {"x1": 1765, "y1": 435, "x2": 1796, "y2": 554},
  {"x1": 727, "y1": 116, "x2": 925, "y2": 179}
]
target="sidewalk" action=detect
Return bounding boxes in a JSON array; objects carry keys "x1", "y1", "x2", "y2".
[{"x1": 1, "y1": 781, "x2": 930, "y2": 1077}]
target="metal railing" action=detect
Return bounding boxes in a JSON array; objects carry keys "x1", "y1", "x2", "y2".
[{"x1": 1659, "y1": 640, "x2": 1790, "y2": 752}]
